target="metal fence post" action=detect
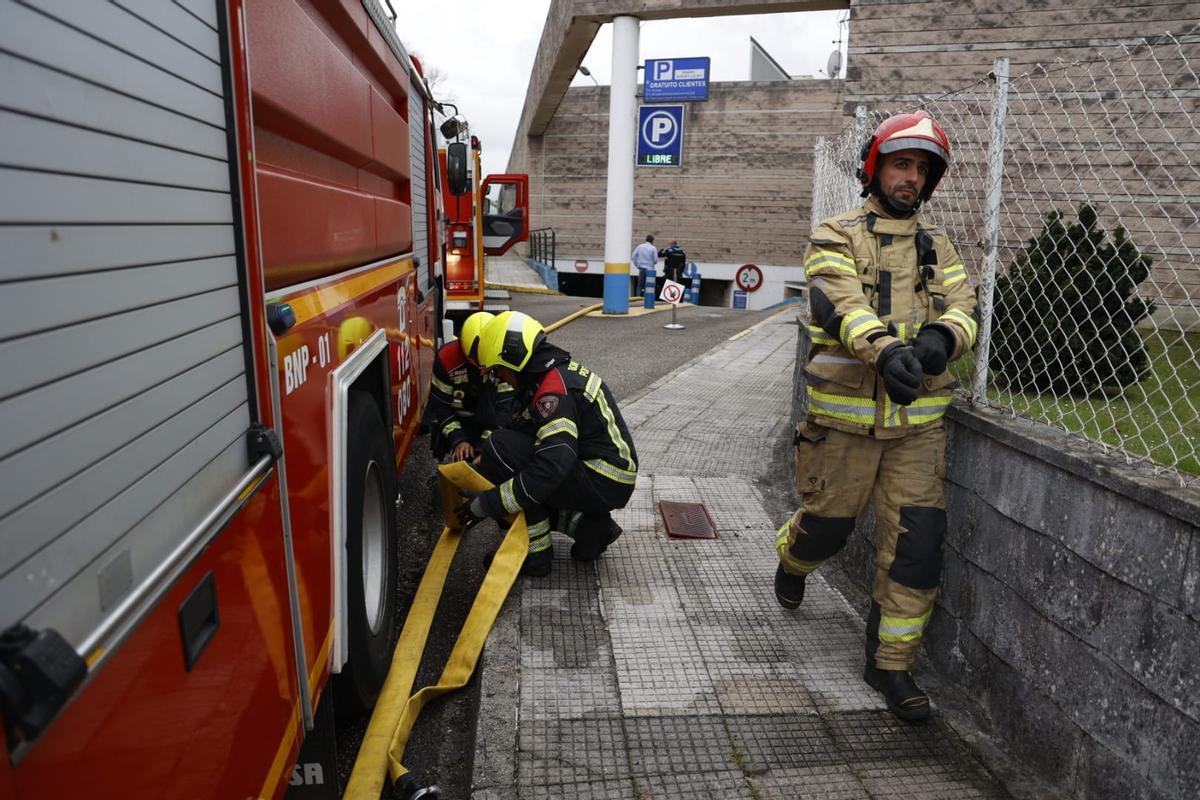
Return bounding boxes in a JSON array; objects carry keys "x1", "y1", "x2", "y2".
[
  {"x1": 971, "y1": 58, "x2": 1010, "y2": 402},
  {"x1": 811, "y1": 136, "x2": 825, "y2": 231}
]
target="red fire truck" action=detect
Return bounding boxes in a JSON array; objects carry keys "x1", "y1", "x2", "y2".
[
  {"x1": 0, "y1": 2, "x2": 526, "y2": 798},
  {"x1": 439, "y1": 123, "x2": 531, "y2": 321}
]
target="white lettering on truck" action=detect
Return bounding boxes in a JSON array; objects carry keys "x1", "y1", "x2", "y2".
[{"x1": 284, "y1": 345, "x2": 310, "y2": 395}]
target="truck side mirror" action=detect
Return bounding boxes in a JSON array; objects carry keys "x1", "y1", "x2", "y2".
[{"x1": 446, "y1": 142, "x2": 469, "y2": 197}]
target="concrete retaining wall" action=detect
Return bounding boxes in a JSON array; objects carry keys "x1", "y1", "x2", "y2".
[{"x1": 791, "y1": 329, "x2": 1200, "y2": 799}]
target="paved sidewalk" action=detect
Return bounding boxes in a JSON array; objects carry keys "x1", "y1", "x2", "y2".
[{"x1": 472, "y1": 313, "x2": 1011, "y2": 799}]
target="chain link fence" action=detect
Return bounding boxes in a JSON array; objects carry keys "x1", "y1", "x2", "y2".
[{"x1": 811, "y1": 33, "x2": 1200, "y2": 485}]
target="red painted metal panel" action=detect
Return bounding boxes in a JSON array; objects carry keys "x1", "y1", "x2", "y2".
[
  {"x1": 375, "y1": 197, "x2": 413, "y2": 256},
  {"x1": 247, "y1": 0, "x2": 372, "y2": 165},
  {"x1": 11, "y1": 484, "x2": 300, "y2": 800},
  {"x1": 258, "y1": 170, "x2": 377, "y2": 290},
  {"x1": 370, "y1": 86, "x2": 411, "y2": 182}
]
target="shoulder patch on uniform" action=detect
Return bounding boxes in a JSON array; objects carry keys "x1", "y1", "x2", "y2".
[
  {"x1": 535, "y1": 394, "x2": 560, "y2": 418},
  {"x1": 438, "y1": 343, "x2": 466, "y2": 372}
]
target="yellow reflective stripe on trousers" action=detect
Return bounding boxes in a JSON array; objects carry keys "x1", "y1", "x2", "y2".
[
  {"x1": 805, "y1": 250, "x2": 857, "y2": 278},
  {"x1": 527, "y1": 518, "x2": 552, "y2": 552},
  {"x1": 774, "y1": 520, "x2": 821, "y2": 575},
  {"x1": 942, "y1": 263, "x2": 967, "y2": 286},
  {"x1": 535, "y1": 417, "x2": 578, "y2": 444},
  {"x1": 878, "y1": 609, "x2": 932, "y2": 642},
  {"x1": 807, "y1": 325, "x2": 838, "y2": 346},
  {"x1": 940, "y1": 308, "x2": 978, "y2": 346},
  {"x1": 807, "y1": 388, "x2": 875, "y2": 425},
  {"x1": 499, "y1": 479, "x2": 520, "y2": 513},
  {"x1": 442, "y1": 420, "x2": 462, "y2": 435},
  {"x1": 840, "y1": 308, "x2": 885, "y2": 347},
  {"x1": 431, "y1": 375, "x2": 454, "y2": 394},
  {"x1": 584, "y1": 458, "x2": 638, "y2": 485}
]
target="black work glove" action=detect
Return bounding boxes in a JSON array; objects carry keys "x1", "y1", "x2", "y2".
[
  {"x1": 454, "y1": 492, "x2": 488, "y2": 528},
  {"x1": 912, "y1": 326, "x2": 953, "y2": 376},
  {"x1": 876, "y1": 342, "x2": 924, "y2": 406}
]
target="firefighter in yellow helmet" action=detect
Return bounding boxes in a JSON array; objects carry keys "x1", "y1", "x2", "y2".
[
  {"x1": 455, "y1": 311, "x2": 638, "y2": 577},
  {"x1": 425, "y1": 312, "x2": 517, "y2": 462},
  {"x1": 775, "y1": 110, "x2": 978, "y2": 721}
]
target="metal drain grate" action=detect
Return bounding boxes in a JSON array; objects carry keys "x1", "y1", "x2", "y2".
[{"x1": 659, "y1": 501, "x2": 718, "y2": 540}]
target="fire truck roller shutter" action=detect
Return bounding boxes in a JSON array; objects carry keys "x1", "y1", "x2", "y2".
[
  {"x1": 335, "y1": 391, "x2": 400, "y2": 712},
  {"x1": 0, "y1": 0, "x2": 254, "y2": 653}
]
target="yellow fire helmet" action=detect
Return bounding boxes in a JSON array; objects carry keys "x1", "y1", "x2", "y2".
[
  {"x1": 459, "y1": 311, "x2": 494, "y2": 365},
  {"x1": 478, "y1": 310, "x2": 546, "y2": 372}
]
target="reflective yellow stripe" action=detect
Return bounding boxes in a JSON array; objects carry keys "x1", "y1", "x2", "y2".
[
  {"x1": 807, "y1": 388, "x2": 875, "y2": 424},
  {"x1": 500, "y1": 479, "x2": 520, "y2": 513},
  {"x1": 527, "y1": 519, "x2": 552, "y2": 552},
  {"x1": 807, "y1": 325, "x2": 838, "y2": 346},
  {"x1": 904, "y1": 395, "x2": 952, "y2": 425},
  {"x1": 942, "y1": 263, "x2": 967, "y2": 286},
  {"x1": 589, "y1": 378, "x2": 637, "y2": 472},
  {"x1": 442, "y1": 420, "x2": 462, "y2": 435},
  {"x1": 878, "y1": 609, "x2": 932, "y2": 642},
  {"x1": 535, "y1": 418, "x2": 578, "y2": 443},
  {"x1": 583, "y1": 373, "x2": 602, "y2": 402},
  {"x1": 584, "y1": 458, "x2": 638, "y2": 485},
  {"x1": 841, "y1": 308, "x2": 885, "y2": 346},
  {"x1": 431, "y1": 375, "x2": 454, "y2": 394},
  {"x1": 940, "y1": 308, "x2": 977, "y2": 345},
  {"x1": 774, "y1": 520, "x2": 822, "y2": 575},
  {"x1": 805, "y1": 250, "x2": 857, "y2": 278}
]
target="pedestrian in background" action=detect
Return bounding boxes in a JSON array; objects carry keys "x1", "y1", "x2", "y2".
[
  {"x1": 773, "y1": 110, "x2": 978, "y2": 723},
  {"x1": 657, "y1": 240, "x2": 687, "y2": 292},
  {"x1": 631, "y1": 234, "x2": 658, "y2": 297}
]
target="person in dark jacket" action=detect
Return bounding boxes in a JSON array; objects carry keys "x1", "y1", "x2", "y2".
[
  {"x1": 657, "y1": 240, "x2": 687, "y2": 292},
  {"x1": 426, "y1": 312, "x2": 517, "y2": 462},
  {"x1": 455, "y1": 311, "x2": 638, "y2": 576}
]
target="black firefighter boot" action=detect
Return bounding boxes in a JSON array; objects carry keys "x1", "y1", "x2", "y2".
[
  {"x1": 773, "y1": 564, "x2": 806, "y2": 609},
  {"x1": 569, "y1": 513, "x2": 622, "y2": 561},
  {"x1": 863, "y1": 602, "x2": 930, "y2": 722}
]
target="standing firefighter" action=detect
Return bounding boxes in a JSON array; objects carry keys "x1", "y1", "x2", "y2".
[
  {"x1": 426, "y1": 312, "x2": 517, "y2": 462},
  {"x1": 456, "y1": 312, "x2": 637, "y2": 577},
  {"x1": 775, "y1": 110, "x2": 978, "y2": 721}
]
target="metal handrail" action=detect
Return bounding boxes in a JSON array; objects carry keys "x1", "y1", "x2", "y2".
[{"x1": 528, "y1": 227, "x2": 556, "y2": 269}]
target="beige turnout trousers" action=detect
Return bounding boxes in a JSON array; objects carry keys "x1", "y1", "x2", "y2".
[{"x1": 776, "y1": 422, "x2": 946, "y2": 670}]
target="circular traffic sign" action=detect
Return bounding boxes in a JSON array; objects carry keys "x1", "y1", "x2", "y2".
[
  {"x1": 735, "y1": 263, "x2": 763, "y2": 292},
  {"x1": 661, "y1": 282, "x2": 684, "y2": 304}
]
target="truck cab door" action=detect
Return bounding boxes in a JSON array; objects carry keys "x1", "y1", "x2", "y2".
[{"x1": 480, "y1": 174, "x2": 530, "y2": 255}]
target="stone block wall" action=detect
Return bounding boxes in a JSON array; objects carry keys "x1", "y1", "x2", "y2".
[
  {"x1": 508, "y1": 79, "x2": 846, "y2": 266},
  {"x1": 791, "y1": 324, "x2": 1200, "y2": 797}
]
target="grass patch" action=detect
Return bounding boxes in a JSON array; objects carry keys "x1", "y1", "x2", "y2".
[{"x1": 952, "y1": 330, "x2": 1200, "y2": 478}]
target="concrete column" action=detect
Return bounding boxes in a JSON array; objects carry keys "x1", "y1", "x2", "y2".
[{"x1": 602, "y1": 15, "x2": 638, "y2": 314}]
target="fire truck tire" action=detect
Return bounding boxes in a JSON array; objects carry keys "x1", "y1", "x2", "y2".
[{"x1": 337, "y1": 392, "x2": 398, "y2": 714}]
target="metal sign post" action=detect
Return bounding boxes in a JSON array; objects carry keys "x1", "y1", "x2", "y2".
[{"x1": 660, "y1": 279, "x2": 685, "y2": 330}]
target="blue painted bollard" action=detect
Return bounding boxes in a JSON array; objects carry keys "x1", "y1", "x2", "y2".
[{"x1": 643, "y1": 268, "x2": 657, "y2": 309}]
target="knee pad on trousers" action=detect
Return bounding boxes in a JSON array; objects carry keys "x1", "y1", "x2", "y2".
[
  {"x1": 888, "y1": 506, "x2": 946, "y2": 590},
  {"x1": 788, "y1": 514, "x2": 854, "y2": 561}
]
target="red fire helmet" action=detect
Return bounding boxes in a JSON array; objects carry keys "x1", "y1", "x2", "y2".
[{"x1": 857, "y1": 110, "x2": 952, "y2": 201}]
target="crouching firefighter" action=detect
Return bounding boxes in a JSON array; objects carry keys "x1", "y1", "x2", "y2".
[
  {"x1": 425, "y1": 312, "x2": 518, "y2": 463},
  {"x1": 774, "y1": 110, "x2": 978, "y2": 721},
  {"x1": 455, "y1": 311, "x2": 638, "y2": 577}
]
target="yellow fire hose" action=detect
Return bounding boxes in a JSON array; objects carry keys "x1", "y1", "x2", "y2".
[{"x1": 344, "y1": 461, "x2": 528, "y2": 799}]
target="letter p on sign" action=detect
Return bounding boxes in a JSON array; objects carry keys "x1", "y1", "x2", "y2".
[{"x1": 654, "y1": 60, "x2": 673, "y2": 80}]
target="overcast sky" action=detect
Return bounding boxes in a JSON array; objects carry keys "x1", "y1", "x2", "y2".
[{"x1": 396, "y1": 4, "x2": 846, "y2": 177}]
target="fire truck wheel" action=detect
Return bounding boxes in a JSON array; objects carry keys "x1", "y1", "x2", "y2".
[{"x1": 337, "y1": 392, "x2": 398, "y2": 714}]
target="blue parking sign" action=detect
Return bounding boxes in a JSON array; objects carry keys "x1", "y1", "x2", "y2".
[
  {"x1": 636, "y1": 105, "x2": 684, "y2": 168},
  {"x1": 645, "y1": 58, "x2": 710, "y2": 102}
]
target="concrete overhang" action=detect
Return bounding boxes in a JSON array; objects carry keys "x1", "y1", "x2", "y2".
[{"x1": 518, "y1": 0, "x2": 847, "y2": 138}]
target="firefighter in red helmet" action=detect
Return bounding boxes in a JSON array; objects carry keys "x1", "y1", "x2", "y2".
[{"x1": 774, "y1": 110, "x2": 978, "y2": 721}]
